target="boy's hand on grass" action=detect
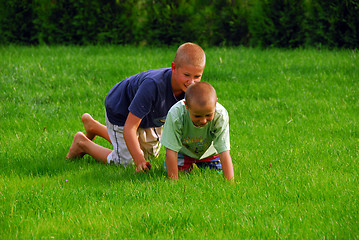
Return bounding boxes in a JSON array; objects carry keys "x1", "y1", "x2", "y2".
[{"x1": 136, "y1": 161, "x2": 151, "y2": 173}]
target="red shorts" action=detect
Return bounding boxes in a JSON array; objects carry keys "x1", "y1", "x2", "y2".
[{"x1": 165, "y1": 153, "x2": 222, "y2": 172}]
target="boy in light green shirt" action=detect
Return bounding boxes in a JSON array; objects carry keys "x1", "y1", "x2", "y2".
[{"x1": 161, "y1": 82, "x2": 234, "y2": 181}]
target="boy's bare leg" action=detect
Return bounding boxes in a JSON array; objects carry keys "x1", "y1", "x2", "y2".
[
  {"x1": 81, "y1": 113, "x2": 111, "y2": 143},
  {"x1": 66, "y1": 132, "x2": 112, "y2": 164}
]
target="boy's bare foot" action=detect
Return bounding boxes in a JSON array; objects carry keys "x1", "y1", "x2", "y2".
[
  {"x1": 81, "y1": 113, "x2": 97, "y2": 140},
  {"x1": 66, "y1": 132, "x2": 87, "y2": 159}
]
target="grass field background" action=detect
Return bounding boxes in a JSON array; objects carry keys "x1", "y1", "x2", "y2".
[{"x1": 0, "y1": 45, "x2": 358, "y2": 239}]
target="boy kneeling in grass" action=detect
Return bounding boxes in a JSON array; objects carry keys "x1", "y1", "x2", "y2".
[
  {"x1": 161, "y1": 82, "x2": 234, "y2": 182},
  {"x1": 66, "y1": 43, "x2": 205, "y2": 173}
]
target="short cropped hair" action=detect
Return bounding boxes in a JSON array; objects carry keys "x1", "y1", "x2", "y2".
[
  {"x1": 174, "y1": 42, "x2": 206, "y2": 68},
  {"x1": 185, "y1": 82, "x2": 217, "y2": 108}
]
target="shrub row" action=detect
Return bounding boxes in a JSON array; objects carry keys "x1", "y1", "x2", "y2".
[{"x1": 0, "y1": 0, "x2": 358, "y2": 48}]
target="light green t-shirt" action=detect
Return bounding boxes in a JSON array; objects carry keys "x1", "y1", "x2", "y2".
[{"x1": 161, "y1": 100, "x2": 230, "y2": 159}]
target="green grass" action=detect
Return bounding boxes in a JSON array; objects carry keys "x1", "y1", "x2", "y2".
[{"x1": 0, "y1": 45, "x2": 358, "y2": 239}]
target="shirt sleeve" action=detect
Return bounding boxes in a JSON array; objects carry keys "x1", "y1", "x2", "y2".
[
  {"x1": 128, "y1": 79, "x2": 157, "y2": 119},
  {"x1": 212, "y1": 105, "x2": 230, "y2": 153},
  {"x1": 160, "y1": 105, "x2": 183, "y2": 152}
]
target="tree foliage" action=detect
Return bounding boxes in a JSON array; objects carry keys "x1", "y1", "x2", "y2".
[{"x1": 0, "y1": 0, "x2": 358, "y2": 48}]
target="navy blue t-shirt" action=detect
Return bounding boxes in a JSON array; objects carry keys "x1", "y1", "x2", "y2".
[{"x1": 105, "y1": 68, "x2": 184, "y2": 128}]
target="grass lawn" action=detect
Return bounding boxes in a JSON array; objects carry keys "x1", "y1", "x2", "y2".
[{"x1": 0, "y1": 45, "x2": 358, "y2": 239}]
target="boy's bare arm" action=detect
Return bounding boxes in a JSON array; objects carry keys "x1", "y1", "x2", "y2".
[
  {"x1": 166, "y1": 148, "x2": 179, "y2": 181},
  {"x1": 219, "y1": 150, "x2": 234, "y2": 182},
  {"x1": 123, "y1": 112, "x2": 150, "y2": 172}
]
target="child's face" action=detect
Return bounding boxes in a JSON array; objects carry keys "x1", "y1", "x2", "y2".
[
  {"x1": 171, "y1": 63, "x2": 204, "y2": 94},
  {"x1": 186, "y1": 101, "x2": 216, "y2": 127}
]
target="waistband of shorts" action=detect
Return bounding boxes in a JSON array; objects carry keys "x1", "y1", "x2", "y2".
[{"x1": 184, "y1": 154, "x2": 219, "y2": 162}]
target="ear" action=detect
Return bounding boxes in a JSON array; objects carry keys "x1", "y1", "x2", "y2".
[
  {"x1": 184, "y1": 100, "x2": 189, "y2": 110},
  {"x1": 171, "y1": 62, "x2": 176, "y2": 72}
]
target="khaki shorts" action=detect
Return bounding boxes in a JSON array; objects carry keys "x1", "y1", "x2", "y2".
[{"x1": 106, "y1": 114, "x2": 162, "y2": 166}]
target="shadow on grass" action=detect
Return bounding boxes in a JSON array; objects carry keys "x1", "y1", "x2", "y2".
[{"x1": 0, "y1": 149, "x2": 169, "y2": 184}]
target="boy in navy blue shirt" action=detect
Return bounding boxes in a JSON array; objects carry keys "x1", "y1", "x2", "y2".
[{"x1": 67, "y1": 43, "x2": 206, "y2": 172}]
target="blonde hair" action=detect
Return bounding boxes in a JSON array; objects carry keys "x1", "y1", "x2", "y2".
[
  {"x1": 185, "y1": 82, "x2": 217, "y2": 108},
  {"x1": 174, "y1": 42, "x2": 206, "y2": 68}
]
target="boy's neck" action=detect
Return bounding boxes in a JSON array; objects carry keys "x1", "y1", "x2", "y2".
[{"x1": 173, "y1": 91, "x2": 185, "y2": 100}]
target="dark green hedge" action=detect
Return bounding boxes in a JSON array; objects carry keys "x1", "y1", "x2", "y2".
[{"x1": 0, "y1": 0, "x2": 358, "y2": 48}]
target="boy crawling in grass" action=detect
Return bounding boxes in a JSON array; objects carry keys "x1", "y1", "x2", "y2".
[
  {"x1": 66, "y1": 43, "x2": 205, "y2": 172},
  {"x1": 161, "y1": 82, "x2": 234, "y2": 182}
]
